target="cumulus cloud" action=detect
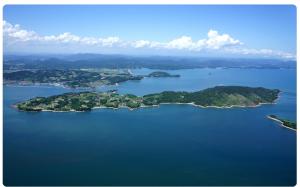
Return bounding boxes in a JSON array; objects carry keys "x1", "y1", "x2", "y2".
[
  {"x1": 3, "y1": 20, "x2": 295, "y2": 59},
  {"x1": 132, "y1": 40, "x2": 151, "y2": 48},
  {"x1": 205, "y1": 29, "x2": 242, "y2": 49},
  {"x1": 153, "y1": 30, "x2": 242, "y2": 51},
  {"x1": 3, "y1": 21, "x2": 121, "y2": 46},
  {"x1": 3, "y1": 21, "x2": 39, "y2": 41},
  {"x1": 165, "y1": 36, "x2": 197, "y2": 50},
  {"x1": 224, "y1": 47, "x2": 296, "y2": 59}
]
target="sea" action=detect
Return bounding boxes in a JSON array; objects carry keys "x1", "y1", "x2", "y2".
[{"x1": 3, "y1": 68, "x2": 296, "y2": 186}]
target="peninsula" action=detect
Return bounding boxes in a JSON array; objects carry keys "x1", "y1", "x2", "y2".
[
  {"x1": 16, "y1": 86, "x2": 279, "y2": 112},
  {"x1": 4, "y1": 69, "x2": 143, "y2": 88},
  {"x1": 267, "y1": 115, "x2": 296, "y2": 130},
  {"x1": 4, "y1": 69, "x2": 179, "y2": 88}
]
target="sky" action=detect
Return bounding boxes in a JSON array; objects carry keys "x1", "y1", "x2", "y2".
[{"x1": 3, "y1": 5, "x2": 296, "y2": 59}]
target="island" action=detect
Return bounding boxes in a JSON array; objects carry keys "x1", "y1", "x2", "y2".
[
  {"x1": 15, "y1": 86, "x2": 279, "y2": 112},
  {"x1": 146, "y1": 71, "x2": 180, "y2": 78},
  {"x1": 267, "y1": 115, "x2": 296, "y2": 130}
]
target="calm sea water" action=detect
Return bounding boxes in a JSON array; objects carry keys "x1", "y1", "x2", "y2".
[{"x1": 4, "y1": 68, "x2": 296, "y2": 186}]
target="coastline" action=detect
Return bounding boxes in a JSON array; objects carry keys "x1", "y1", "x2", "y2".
[
  {"x1": 12, "y1": 86, "x2": 281, "y2": 113},
  {"x1": 159, "y1": 101, "x2": 276, "y2": 109},
  {"x1": 4, "y1": 82, "x2": 99, "y2": 90},
  {"x1": 266, "y1": 115, "x2": 296, "y2": 131},
  {"x1": 14, "y1": 101, "x2": 275, "y2": 113}
]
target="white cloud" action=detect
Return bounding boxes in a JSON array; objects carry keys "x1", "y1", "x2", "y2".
[
  {"x1": 165, "y1": 36, "x2": 197, "y2": 50},
  {"x1": 156, "y1": 30, "x2": 242, "y2": 51},
  {"x1": 3, "y1": 21, "x2": 39, "y2": 41},
  {"x1": 100, "y1": 37, "x2": 121, "y2": 47},
  {"x1": 52, "y1": 32, "x2": 81, "y2": 43},
  {"x1": 3, "y1": 20, "x2": 295, "y2": 59},
  {"x1": 3, "y1": 21, "x2": 120, "y2": 47},
  {"x1": 205, "y1": 29, "x2": 242, "y2": 49},
  {"x1": 132, "y1": 40, "x2": 151, "y2": 48},
  {"x1": 224, "y1": 47, "x2": 296, "y2": 59}
]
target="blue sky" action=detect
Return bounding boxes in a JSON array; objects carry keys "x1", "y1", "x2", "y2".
[{"x1": 3, "y1": 5, "x2": 296, "y2": 59}]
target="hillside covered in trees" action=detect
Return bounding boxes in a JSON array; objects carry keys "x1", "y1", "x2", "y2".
[{"x1": 16, "y1": 86, "x2": 280, "y2": 112}]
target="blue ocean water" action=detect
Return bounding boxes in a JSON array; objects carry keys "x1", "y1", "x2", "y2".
[{"x1": 3, "y1": 68, "x2": 296, "y2": 186}]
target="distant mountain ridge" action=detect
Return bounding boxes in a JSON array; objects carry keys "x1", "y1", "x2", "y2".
[{"x1": 4, "y1": 53, "x2": 296, "y2": 70}]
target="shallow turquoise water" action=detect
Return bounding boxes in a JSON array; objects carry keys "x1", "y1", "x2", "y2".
[{"x1": 3, "y1": 68, "x2": 296, "y2": 185}]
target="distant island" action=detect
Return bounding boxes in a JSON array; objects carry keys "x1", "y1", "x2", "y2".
[
  {"x1": 267, "y1": 115, "x2": 296, "y2": 130},
  {"x1": 16, "y1": 86, "x2": 279, "y2": 112},
  {"x1": 146, "y1": 71, "x2": 180, "y2": 78},
  {"x1": 4, "y1": 69, "x2": 178, "y2": 88}
]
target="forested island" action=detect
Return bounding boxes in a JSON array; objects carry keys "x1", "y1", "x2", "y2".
[
  {"x1": 16, "y1": 86, "x2": 279, "y2": 112},
  {"x1": 267, "y1": 115, "x2": 296, "y2": 130},
  {"x1": 4, "y1": 69, "x2": 178, "y2": 88},
  {"x1": 146, "y1": 71, "x2": 180, "y2": 78}
]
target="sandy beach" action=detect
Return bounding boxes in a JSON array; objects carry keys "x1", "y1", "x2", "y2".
[{"x1": 267, "y1": 115, "x2": 296, "y2": 131}]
